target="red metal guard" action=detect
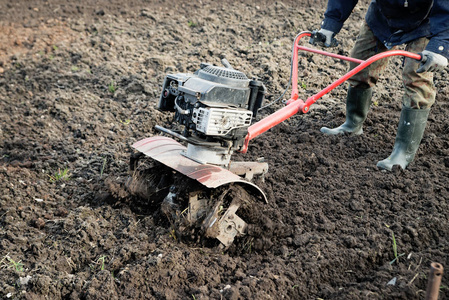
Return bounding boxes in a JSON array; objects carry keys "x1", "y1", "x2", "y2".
[{"x1": 240, "y1": 31, "x2": 422, "y2": 153}]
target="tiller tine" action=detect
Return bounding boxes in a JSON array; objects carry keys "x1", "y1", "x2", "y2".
[{"x1": 132, "y1": 136, "x2": 267, "y2": 247}]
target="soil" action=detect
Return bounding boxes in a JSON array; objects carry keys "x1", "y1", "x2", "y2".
[{"x1": 1, "y1": 0, "x2": 448, "y2": 299}]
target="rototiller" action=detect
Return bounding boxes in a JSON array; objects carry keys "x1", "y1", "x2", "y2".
[{"x1": 130, "y1": 31, "x2": 422, "y2": 248}]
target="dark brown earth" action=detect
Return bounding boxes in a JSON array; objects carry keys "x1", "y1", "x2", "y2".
[{"x1": 1, "y1": 0, "x2": 448, "y2": 299}]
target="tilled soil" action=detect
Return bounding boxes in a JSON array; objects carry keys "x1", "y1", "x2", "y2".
[{"x1": 1, "y1": 0, "x2": 448, "y2": 299}]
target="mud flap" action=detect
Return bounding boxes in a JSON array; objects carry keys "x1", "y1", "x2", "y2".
[{"x1": 132, "y1": 136, "x2": 267, "y2": 203}]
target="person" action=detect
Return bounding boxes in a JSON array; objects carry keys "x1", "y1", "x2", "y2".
[{"x1": 310, "y1": 0, "x2": 449, "y2": 170}]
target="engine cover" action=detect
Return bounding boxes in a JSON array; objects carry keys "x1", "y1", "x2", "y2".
[{"x1": 193, "y1": 107, "x2": 252, "y2": 136}]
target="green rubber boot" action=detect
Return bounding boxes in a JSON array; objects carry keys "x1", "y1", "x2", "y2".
[
  {"x1": 377, "y1": 106, "x2": 430, "y2": 171},
  {"x1": 321, "y1": 86, "x2": 372, "y2": 135}
]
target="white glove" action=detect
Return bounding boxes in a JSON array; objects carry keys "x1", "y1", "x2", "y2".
[
  {"x1": 318, "y1": 29, "x2": 335, "y2": 47},
  {"x1": 309, "y1": 28, "x2": 337, "y2": 47},
  {"x1": 416, "y1": 50, "x2": 448, "y2": 73}
]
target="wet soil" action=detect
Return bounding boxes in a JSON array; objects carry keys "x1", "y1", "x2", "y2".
[{"x1": 1, "y1": 0, "x2": 448, "y2": 299}]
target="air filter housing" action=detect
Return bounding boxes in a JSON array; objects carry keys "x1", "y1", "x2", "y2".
[{"x1": 197, "y1": 65, "x2": 249, "y2": 88}]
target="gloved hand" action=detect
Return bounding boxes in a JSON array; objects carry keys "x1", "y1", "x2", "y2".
[
  {"x1": 416, "y1": 50, "x2": 448, "y2": 73},
  {"x1": 309, "y1": 28, "x2": 338, "y2": 47}
]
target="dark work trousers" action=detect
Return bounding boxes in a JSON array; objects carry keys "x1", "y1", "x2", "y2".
[{"x1": 348, "y1": 21, "x2": 436, "y2": 109}]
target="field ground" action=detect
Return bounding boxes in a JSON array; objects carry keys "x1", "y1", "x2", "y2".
[{"x1": 0, "y1": 0, "x2": 448, "y2": 299}]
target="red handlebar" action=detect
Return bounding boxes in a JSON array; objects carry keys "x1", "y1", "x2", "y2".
[{"x1": 240, "y1": 31, "x2": 422, "y2": 153}]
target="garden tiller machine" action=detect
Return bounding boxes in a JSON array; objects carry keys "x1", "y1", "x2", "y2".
[{"x1": 129, "y1": 31, "x2": 423, "y2": 248}]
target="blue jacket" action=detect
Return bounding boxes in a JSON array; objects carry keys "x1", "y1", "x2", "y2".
[{"x1": 321, "y1": 0, "x2": 449, "y2": 59}]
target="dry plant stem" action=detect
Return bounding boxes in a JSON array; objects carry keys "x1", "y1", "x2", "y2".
[
  {"x1": 408, "y1": 272, "x2": 419, "y2": 285},
  {"x1": 0, "y1": 253, "x2": 10, "y2": 266}
]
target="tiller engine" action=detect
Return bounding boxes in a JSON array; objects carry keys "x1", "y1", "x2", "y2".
[
  {"x1": 157, "y1": 59, "x2": 265, "y2": 167},
  {"x1": 131, "y1": 59, "x2": 269, "y2": 248}
]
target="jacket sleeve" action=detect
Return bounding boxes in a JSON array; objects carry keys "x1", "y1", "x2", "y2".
[
  {"x1": 321, "y1": 0, "x2": 359, "y2": 34},
  {"x1": 426, "y1": 0, "x2": 449, "y2": 59}
]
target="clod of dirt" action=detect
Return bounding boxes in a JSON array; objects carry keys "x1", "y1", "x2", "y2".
[
  {"x1": 54, "y1": 207, "x2": 69, "y2": 217},
  {"x1": 82, "y1": 270, "x2": 119, "y2": 300},
  {"x1": 34, "y1": 218, "x2": 45, "y2": 229}
]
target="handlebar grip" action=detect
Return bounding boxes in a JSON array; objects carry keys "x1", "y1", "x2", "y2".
[{"x1": 418, "y1": 53, "x2": 426, "y2": 62}]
